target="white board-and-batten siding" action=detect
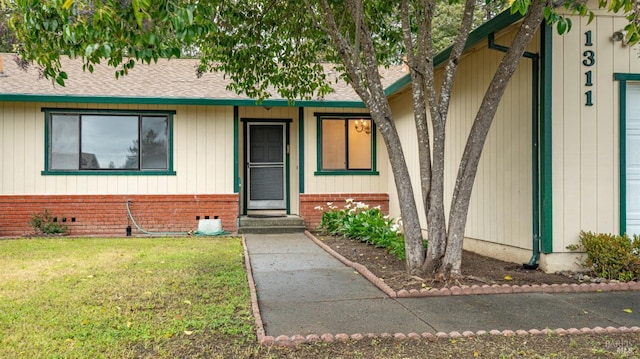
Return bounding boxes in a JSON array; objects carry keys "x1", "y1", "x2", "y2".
[
  {"x1": 551, "y1": 10, "x2": 640, "y2": 251},
  {"x1": 0, "y1": 102, "x2": 236, "y2": 195},
  {"x1": 389, "y1": 24, "x2": 537, "y2": 251}
]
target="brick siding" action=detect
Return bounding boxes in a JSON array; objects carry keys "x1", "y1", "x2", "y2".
[
  {"x1": 300, "y1": 193, "x2": 390, "y2": 230},
  {"x1": 0, "y1": 194, "x2": 239, "y2": 237}
]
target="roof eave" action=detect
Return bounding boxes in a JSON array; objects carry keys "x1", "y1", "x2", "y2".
[{"x1": 0, "y1": 93, "x2": 367, "y2": 108}]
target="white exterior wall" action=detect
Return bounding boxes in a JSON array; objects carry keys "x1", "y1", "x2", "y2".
[{"x1": 0, "y1": 102, "x2": 236, "y2": 195}]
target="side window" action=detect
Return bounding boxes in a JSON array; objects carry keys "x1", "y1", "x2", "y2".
[
  {"x1": 316, "y1": 114, "x2": 377, "y2": 175},
  {"x1": 44, "y1": 110, "x2": 174, "y2": 175}
]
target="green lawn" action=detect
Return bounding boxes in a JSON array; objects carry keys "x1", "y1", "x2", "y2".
[
  {"x1": 0, "y1": 236, "x2": 255, "y2": 358},
  {"x1": 2, "y1": 236, "x2": 638, "y2": 358}
]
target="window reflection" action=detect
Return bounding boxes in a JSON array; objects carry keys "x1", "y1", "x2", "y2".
[
  {"x1": 321, "y1": 117, "x2": 372, "y2": 171},
  {"x1": 51, "y1": 115, "x2": 79, "y2": 170},
  {"x1": 49, "y1": 113, "x2": 170, "y2": 171},
  {"x1": 81, "y1": 116, "x2": 138, "y2": 169},
  {"x1": 141, "y1": 117, "x2": 168, "y2": 169}
]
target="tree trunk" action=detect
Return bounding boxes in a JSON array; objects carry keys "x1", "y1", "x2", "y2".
[
  {"x1": 441, "y1": 0, "x2": 547, "y2": 276},
  {"x1": 374, "y1": 115, "x2": 426, "y2": 273}
]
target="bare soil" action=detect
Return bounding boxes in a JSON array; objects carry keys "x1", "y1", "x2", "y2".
[
  {"x1": 314, "y1": 234, "x2": 579, "y2": 291},
  {"x1": 158, "y1": 332, "x2": 640, "y2": 358}
]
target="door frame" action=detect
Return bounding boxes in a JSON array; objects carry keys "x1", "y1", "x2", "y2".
[
  {"x1": 242, "y1": 118, "x2": 291, "y2": 214},
  {"x1": 616, "y1": 75, "x2": 640, "y2": 236}
]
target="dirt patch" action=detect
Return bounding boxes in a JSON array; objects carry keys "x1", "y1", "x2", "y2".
[{"x1": 314, "y1": 234, "x2": 579, "y2": 291}]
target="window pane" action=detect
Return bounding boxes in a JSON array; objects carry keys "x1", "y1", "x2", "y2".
[
  {"x1": 348, "y1": 119, "x2": 372, "y2": 170},
  {"x1": 50, "y1": 115, "x2": 79, "y2": 170},
  {"x1": 81, "y1": 115, "x2": 138, "y2": 169},
  {"x1": 321, "y1": 119, "x2": 346, "y2": 170},
  {"x1": 141, "y1": 116, "x2": 168, "y2": 169}
]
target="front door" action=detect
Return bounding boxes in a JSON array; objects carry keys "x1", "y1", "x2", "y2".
[{"x1": 246, "y1": 123, "x2": 286, "y2": 210}]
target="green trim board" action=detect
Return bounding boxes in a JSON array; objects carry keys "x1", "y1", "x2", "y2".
[
  {"x1": 234, "y1": 106, "x2": 240, "y2": 193},
  {"x1": 385, "y1": 10, "x2": 524, "y2": 97},
  {"x1": 286, "y1": 122, "x2": 291, "y2": 214},
  {"x1": 314, "y1": 112, "x2": 378, "y2": 176},
  {"x1": 314, "y1": 170, "x2": 380, "y2": 176},
  {"x1": 41, "y1": 108, "x2": 177, "y2": 115},
  {"x1": 617, "y1": 77, "x2": 627, "y2": 235},
  {"x1": 41, "y1": 170, "x2": 176, "y2": 176},
  {"x1": 298, "y1": 107, "x2": 305, "y2": 194},
  {"x1": 614, "y1": 74, "x2": 640, "y2": 81},
  {"x1": 540, "y1": 24, "x2": 554, "y2": 254},
  {"x1": 41, "y1": 108, "x2": 176, "y2": 176},
  {"x1": 3, "y1": 94, "x2": 366, "y2": 108}
]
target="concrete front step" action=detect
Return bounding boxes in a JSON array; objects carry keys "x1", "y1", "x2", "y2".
[{"x1": 237, "y1": 215, "x2": 307, "y2": 234}]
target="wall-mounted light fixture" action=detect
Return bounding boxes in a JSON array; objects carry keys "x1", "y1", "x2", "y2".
[
  {"x1": 612, "y1": 30, "x2": 628, "y2": 44},
  {"x1": 354, "y1": 119, "x2": 371, "y2": 134}
]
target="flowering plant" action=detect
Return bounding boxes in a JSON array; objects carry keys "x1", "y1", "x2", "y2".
[{"x1": 316, "y1": 199, "x2": 406, "y2": 260}]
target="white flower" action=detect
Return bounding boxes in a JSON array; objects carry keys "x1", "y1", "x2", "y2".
[
  {"x1": 314, "y1": 205, "x2": 324, "y2": 211},
  {"x1": 327, "y1": 202, "x2": 333, "y2": 206},
  {"x1": 383, "y1": 215, "x2": 390, "y2": 220},
  {"x1": 345, "y1": 203, "x2": 352, "y2": 209},
  {"x1": 356, "y1": 202, "x2": 368, "y2": 209},
  {"x1": 390, "y1": 224, "x2": 399, "y2": 233},
  {"x1": 345, "y1": 198, "x2": 354, "y2": 203},
  {"x1": 375, "y1": 205, "x2": 381, "y2": 210}
]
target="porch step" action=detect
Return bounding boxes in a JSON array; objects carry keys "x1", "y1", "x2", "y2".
[{"x1": 237, "y1": 215, "x2": 307, "y2": 234}]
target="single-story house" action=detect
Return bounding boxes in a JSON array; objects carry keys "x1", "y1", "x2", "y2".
[
  {"x1": 0, "y1": 52, "x2": 400, "y2": 238},
  {"x1": 1, "y1": 5, "x2": 638, "y2": 272}
]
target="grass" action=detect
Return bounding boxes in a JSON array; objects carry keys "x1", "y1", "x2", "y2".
[
  {"x1": 0, "y1": 236, "x2": 255, "y2": 358},
  {"x1": 1, "y1": 236, "x2": 638, "y2": 358}
]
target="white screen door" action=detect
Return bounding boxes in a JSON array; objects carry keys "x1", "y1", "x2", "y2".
[{"x1": 247, "y1": 123, "x2": 286, "y2": 209}]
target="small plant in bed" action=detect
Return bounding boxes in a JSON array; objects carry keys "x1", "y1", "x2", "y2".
[
  {"x1": 567, "y1": 231, "x2": 640, "y2": 281},
  {"x1": 316, "y1": 199, "x2": 418, "y2": 260},
  {"x1": 28, "y1": 208, "x2": 68, "y2": 235}
]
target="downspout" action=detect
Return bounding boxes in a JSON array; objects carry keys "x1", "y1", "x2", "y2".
[{"x1": 488, "y1": 32, "x2": 541, "y2": 269}]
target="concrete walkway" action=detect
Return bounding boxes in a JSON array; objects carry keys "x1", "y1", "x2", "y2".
[{"x1": 243, "y1": 233, "x2": 640, "y2": 344}]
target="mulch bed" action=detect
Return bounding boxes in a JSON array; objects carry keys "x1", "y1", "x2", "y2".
[{"x1": 313, "y1": 233, "x2": 580, "y2": 292}]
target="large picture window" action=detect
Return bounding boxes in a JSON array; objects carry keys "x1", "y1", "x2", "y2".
[
  {"x1": 44, "y1": 109, "x2": 175, "y2": 174},
  {"x1": 315, "y1": 113, "x2": 377, "y2": 175}
]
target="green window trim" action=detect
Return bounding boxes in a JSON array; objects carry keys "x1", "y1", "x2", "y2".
[
  {"x1": 41, "y1": 108, "x2": 176, "y2": 176},
  {"x1": 314, "y1": 112, "x2": 378, "y2": 176},
  {"x1": 613, "y1": 74, "x2": 640, "y2": 235}
]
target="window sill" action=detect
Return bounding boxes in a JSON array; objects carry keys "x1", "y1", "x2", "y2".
[
  {"x1": 41, "y1": 170, "x2": 177, "y2": 176},
  {"x1": 314, "y1": 170, "x2": 379, "y2": 176}
]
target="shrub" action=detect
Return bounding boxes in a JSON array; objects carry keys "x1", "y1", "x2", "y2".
[
  {"x1": 28, "y1": 209, "x2": 68, "y2": 235},
  {"x1": 316, "y1": 199, "x2": 414, "y2": 260},
  {"x1": 566, "y1": 231, "x2": 640, "y2": 281}
]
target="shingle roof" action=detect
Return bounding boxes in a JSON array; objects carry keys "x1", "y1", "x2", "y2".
[{"x1": 0, "y1": 53, "x2": 406, "y2": 104}]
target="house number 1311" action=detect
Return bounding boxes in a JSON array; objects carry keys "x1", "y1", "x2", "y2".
[{"x1": 583, "y1": 30, "x2": 595, "y2": 106}]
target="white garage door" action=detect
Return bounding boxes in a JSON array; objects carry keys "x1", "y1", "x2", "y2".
[{"x1": 626, "y1": 83, "x2": 640, "y2": 235}]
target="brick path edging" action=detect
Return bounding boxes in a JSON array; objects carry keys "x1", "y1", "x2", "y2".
[
  {"x1": 304, "y1": 231, "x2": 640, "y2": 298},
  {"x1": 242, "y1": 236, "x2": 266, "y2": 341},
  {"x1": 258, "y1": 326, "x2": 640, "y2": 347}
]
